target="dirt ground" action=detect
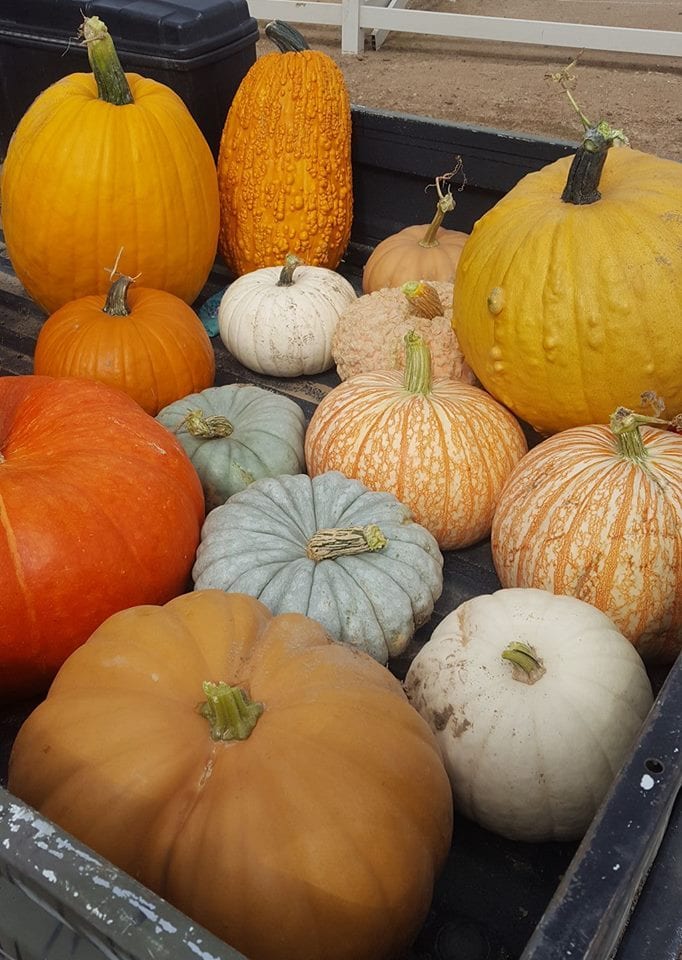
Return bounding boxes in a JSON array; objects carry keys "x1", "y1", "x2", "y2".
[{"x1": 255, "y1": 0, "x2": 682, "y2": 161}]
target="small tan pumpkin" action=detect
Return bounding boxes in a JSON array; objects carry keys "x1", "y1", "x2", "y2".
[
  {"x1": 306, "y1": 332, "x2": 527, "y2": 550},
  {"x1": 362, "y1": 168, "x2": 469, "y2": 294},
  {"x1": 332, "y1": 280, "x2": 474, "y2": 384}
]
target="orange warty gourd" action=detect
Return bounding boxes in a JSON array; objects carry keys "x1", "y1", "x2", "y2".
[
  {"x1": 1, "y1": 16, "x2": 220, "y2": 314},
  {"x1": 217, "y1": 20, "x2": 353, "y2": 276},
  {"x1": 305, "y1": 332, "x2": 527, "y2": 550},
  {"x1": 9, "y1": 590, "x2": 453, "y2": 960},
  {"x1": 491, "y1": 404, "x2": 682, "y2": 664},
  {"x1": 362, "y1": 168, "x2": 469, "y2": 294},
  {"x1": 0, "y1": 376, "x2": 205, "y2": 702},
  {"x1": 453, "y1": 118, "x2": 682, "y2": 435},
  {"x1": 34, "y1": 273, "x2": 216, "y2": 416}
]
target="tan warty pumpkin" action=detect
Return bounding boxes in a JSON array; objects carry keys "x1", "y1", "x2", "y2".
[
  {"x1": 217, "y1": 21, "x2": 353, "y2": 276},
  {"x1": 306, "y1": 331, "x2": 527, "y2": 550}
]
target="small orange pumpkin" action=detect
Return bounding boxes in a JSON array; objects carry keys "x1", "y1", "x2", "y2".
[
  {"x1": 33, "y1": 273, "x2": 215, "y2": 416},
  {"x1": 305, "y1": 331, "x2": 527, "y2": 550}
]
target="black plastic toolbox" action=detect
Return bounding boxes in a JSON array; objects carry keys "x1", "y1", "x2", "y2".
[
  {"x1": 0, "y1": 106, "x2": 681, "y2": 960},
  {"x1": 0, "y1": 0, "x2": 259, "y2": 159}
]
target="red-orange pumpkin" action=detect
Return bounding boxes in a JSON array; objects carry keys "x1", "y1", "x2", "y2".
[
  {"x1": 33, "y1": 274, "x2": 215, "y2": 416},
  {"x1": 0, "y1": 375, "x2": 205, "y2": 701}
]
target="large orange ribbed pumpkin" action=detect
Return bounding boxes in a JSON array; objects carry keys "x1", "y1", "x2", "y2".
[
  {"x1": 9, "y1": 590, "x2": 453, "y2": 960},
  {"x1": 0, "y1": 375, "x2": 205, "y2": 701},
  {"x1": 305, "y1": 332, "x2": 527, "y2": 550},
  {"x1": 1, "y1": 17, "x2": 219, "y2": 314},
  {"x1": 491, "y1": 406, "x2": 682, "y2": 664},
  {"x1": 217, "y1": 20, "x2": 352, "y2": 276},
  {"x1": 453, "y1": 125, "x2": 682, "y2": 435}
]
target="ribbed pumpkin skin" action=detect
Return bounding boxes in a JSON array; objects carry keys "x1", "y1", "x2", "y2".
[
  {"x1": 453, "y1": 148, "x2": 682, "y2": 435},
  {"x1": 217, "y1": 50, "x2": 353, "y2": 276},
  {"x1": 405, "y1": 588, "x2": 653, "y2": 842},
  {"x1": 156, "y1": 384, "x2": 306, "y2": 511},
  {"x1": 1, "y1": 73, "x2": 220, "y2": 314},
  {"x1": 362, "y1": 226, "x2": 469, "y2": 293},
  {"x1": 305, "y1": 375, "x2": 528, "y2": 550},
  {"x1": 0, "y1": 375, "x2": 205, "y2": 701},
  {"x1": 218, "y1": 263, "x2": 357, "y2": 376},
  {"x1": 33, "y1": 287, "x2": 216, "y2": 416},
  {"x1": 8, "y1": 592, "x2": 453, "y2": 960},
  {"x1": 193, "y1": 472, "x2": 443, "y2": 664},
  {"x1": 491, "y1": 424, "x2": 682, "y2": 664}
]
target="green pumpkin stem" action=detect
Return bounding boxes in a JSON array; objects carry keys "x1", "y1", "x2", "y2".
[
  {"x1": 501, "y1": 641, "x2": 546, "y2": 685},
  {"x1": 80, "y1": 17, "x2": 134, "y2": 106},
  {"x1": 402, "y1": 330, "x2": 432, "y2": 396},
  {"x1": 265, "y1": 21, "x2": 310, "y2": 52},
  {"x1": 198, "y1": 681, "x2": 264, "y2": 741},
  {"x1": 102, "y1": 275, "x2": 133, "y2": 317},
  {"x1": 306, "y1": 524, "x2": 387, "y2": 561},
  {"x1": 180, "y1": 409, "x2": 234, "y2": 439},
  {"x1": 610, "y1": 404, "x2": 675, "y2": 465},
  {"x1": 277, "y1": 253, "x2": 304, "y2": 287}
]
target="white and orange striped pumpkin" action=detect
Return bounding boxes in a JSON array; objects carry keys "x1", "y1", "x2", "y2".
[
  {"x1": 491, "y1": 406, "x2": 682, "y2": 664},
  {"x1": 305, "y1": 331, "x2": 528, "y2": 550}
]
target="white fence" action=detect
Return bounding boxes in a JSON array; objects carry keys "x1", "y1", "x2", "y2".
[{"x1": 246, "y1": 0, "x2": 682, "y2": 57}]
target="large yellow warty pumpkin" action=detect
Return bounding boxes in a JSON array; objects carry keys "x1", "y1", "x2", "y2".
[{"x1": 453, "y1": 126, "x2": 682, "y2": 435}]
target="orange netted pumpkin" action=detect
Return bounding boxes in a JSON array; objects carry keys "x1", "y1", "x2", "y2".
[
  {"x1": 34, "y1": 273, "x2": 215, "y2": 416},
  {"x1": 217, "y1": 20, "x2": 353, "y2": 276},
  {"x1": 0, "y1": 16, "x2": 219, "y2": 314},
  {"x1": 306, "y1": 332, "x2": 527, "y2": 550},
  {"x1": 9, "y1": 590, "x2": 453, "y2": 960},
  {"x1": 0, "y1": 375, "x2": 205, "y2": 701}
]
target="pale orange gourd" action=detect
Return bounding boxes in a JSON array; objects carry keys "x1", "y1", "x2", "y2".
[
  {"x1": 9, "y1": 590, "x2": 453, "y2": 960},
  {"x1": 33, "y1": 275, "x2": 215, "y2": 416},
  {"x1": 491, "y1": 405, "x2": 682, "y2": 664},
  {"x1": 306, "y1": 332, "x2": 527, "y2": 550},
  {"x1": 1, "y1": 17, "x2": 219, "y2": 314},
  {"x1": 362, "y1": 168, "x2": 469, "y2": 294}
]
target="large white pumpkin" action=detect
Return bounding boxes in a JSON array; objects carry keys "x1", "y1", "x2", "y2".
[
  {"x1": 404, "y1": 588, "x2": 653, "y2": 843},
  {"x1": 218, "y1": 254, "x2": 357, "y2": 377}
]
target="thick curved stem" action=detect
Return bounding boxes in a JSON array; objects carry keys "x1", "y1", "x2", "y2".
[
  {"x1": 502, "y1": 641, "x2": 546, "y2": 685},
  {"x1": 198, "y1": 681, "x2": 264, "y2": 741},
  {"x1": 264, "y1": 20, "x2": 310, "y2": 52},
  {"x1": 102, "y1": 276, "x2": 133, "y2": 317},
  {"x1": 180, "y1": 409, "x2": 234, "y2": 439},
  {"x1": 402, "y1": 281, "x2": 444, "y2": 320},
  {"x1": 277, "y1": 254, "x2": 304, "y2": 287},
  {"x1": 80, "y1": 17, "x2": 134, "y2": 106},
  {"x1": 306, "y1": 524, "x2": 387, "y2": 561}
]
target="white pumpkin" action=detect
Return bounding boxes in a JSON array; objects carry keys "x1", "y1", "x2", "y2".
[
  {"x1": 218, "y1": 254, "x2": 357, "y2": 377},
  {"x1": 404, "y1": 588, "x2": 653, "y2": 843}
]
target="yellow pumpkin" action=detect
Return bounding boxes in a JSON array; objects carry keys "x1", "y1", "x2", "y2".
[
  {"x1": 453, "y1": 124, "x2": 682, "y2": 435},
  {"x1": 9, "y1": 590, "x2": 453, "y2": 960},
  {"x1": 305, "y1": 332, "x2": 527, "y2": 550},
  {"x1": 217, "y1": 21, "x2": 353, "y2": 276},
  {"x1": 491, "y1": 404, "x2": 682, "y2": 664},
  {"x1": 1, "y1": 17, "x2": 220, "y2": 314}
]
